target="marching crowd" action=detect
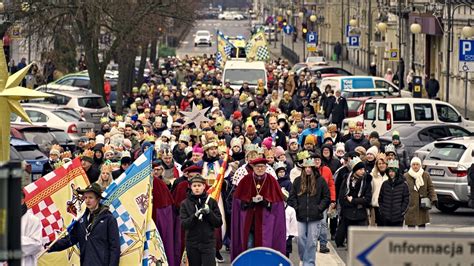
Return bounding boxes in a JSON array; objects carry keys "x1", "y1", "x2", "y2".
[{"x1": 22, "y1": 54, "x2": 441, "y2": 266}]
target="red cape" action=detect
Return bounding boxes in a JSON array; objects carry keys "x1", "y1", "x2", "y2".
[
  {"x1": 152, "y1": 177, "x2": 174, "y2": 209},
  {"x1": 233, "y1": 172, "x2": 284, "y2": 203}
]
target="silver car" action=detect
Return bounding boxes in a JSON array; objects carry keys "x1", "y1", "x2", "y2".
[
  {"x1": 422, "y1": 138, "x2": 474, "y2": 213},
  {"x1": 11, "y1": 106, "x2": 95, "y2": 143},
  {"x1": 31, "y1": 86, "x2": 109, "y2": 128}
]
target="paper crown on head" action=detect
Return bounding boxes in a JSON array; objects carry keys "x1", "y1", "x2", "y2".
[
  {"x1": 203, "y1": 141, "x2": 218, "y2": 151},
  {"x1": 190, "y1": 128, "x2": 202, "y2": 137},
  {"x1": 223, "y1": 120, "x2": 233, "y2": 128},
  {"x1": 82, "y1": 149, "x2": 95, "y2": 159},
  {"x1": 290, "y1": 124, "x2": 299, "y2": 134},
  {"x1": 50, "y1": 144, "x2": 62, "y2": 155},
  {"x1": 297, "y1": 150, "x2": 311, "y2": 161},
  {"x1": 273, "y1": 161, "x2": 287, "y2": 171},
  {"x1": 301, "y1": 158, "x2": 316, "y2": 167},
  {"x1": 335, "y1": 142, "x2": 345, "y2": 152},
  {"x1": 376, "y1": 152, "x2": 387, "y2": 162},
  {"x1": 387, "y1": 159, "x2": 399, "y2": 170},
  {"x1": 101, "y1": 163, "x2": 113, "y2": 173},
  {"x1": 85, "y1": 130, "x2": 96, "y2": 139},
  {"x1": 144, "y1": 134, "x2": 156, "y2": 142},
  {"x1": 385, "y1": 144, "x2": 396, "y2": 154},
  {"x1": 348, "y1": 156, "x2": 363, "y2": 170},
  {"x1": 179, "y1": 129, "x2": 191, "y2": 143},
  {"x1": 327, "y1": 123, "x2": 337, "y2": 133},
  {"x1": 102, "y1": 145, "x2": 114, "y2": 155},
  {"x1": 115, "y1": 115, "x2": 123, "y2": 122},
  {"x1": 244, "y1": 144, "x2": 264, "y2": 154},
  {"x1": 100, "y1": 117, "x2": 109, "y2": 124},
  {"x1": 60, "y1": 150, "x2": 72, "y2": 159}
]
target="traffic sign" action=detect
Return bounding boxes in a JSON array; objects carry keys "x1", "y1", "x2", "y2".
[
  {"x1": 345, "y1": 25, "x2": 352, "y2": 37},
  {"x1": 459, "y1": 39, "x2": 474, "y2": 72},
  {"x1": 306, "y1": 31, "x2": 318, "y2": 44},
  {"x1": 349, "y1": 227, "x2": 474, "y2": 266},
  {"x1": 282, "y1": 25, "x2": 294, "y2": 35},
  {"x1": 389, "y1": 48, "x2": 399, "y2": 61},
  {"x1": 348, "y1": 36, "x2": 360, "y2": 48},
  {"x1": 233, "y1": 247, "x2": 291, "y2": 266},
  {"x1": 307, "y1": 43, "x2": 317, "y2": 52}
]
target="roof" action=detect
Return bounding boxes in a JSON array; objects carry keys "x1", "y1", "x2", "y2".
[
  {"x1": 364, "y1": 98, "x2": 446, "y2": 104},
  {"x1": 224, "y1": 60, "x2": 266, "y2": 69},
  {"x1": 41, "y1": 88, "x2": 101, "y2": 97}
]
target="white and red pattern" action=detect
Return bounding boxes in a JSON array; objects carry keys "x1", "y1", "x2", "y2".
[{"x1": 30, "y1": 196, "x2": 64, "y2": 242}]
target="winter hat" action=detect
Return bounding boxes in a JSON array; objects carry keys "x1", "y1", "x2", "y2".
[
  {"x1": 233, "y1": 111, "x2": 242, "y2": 120},
  {"x1": 366, "y1": 146, "x2": 379, "y2": 157},
  {"x1": 123, "y1": 139, "x2": 132, "y2": 149},
  {"x1": 410, "y1": 157, "x2": 422, "y2": 166},
  {"x1": 289, "y1": 138, "x2": 298, "y2": 146},
  {"x1": 369, "y1": 131, "x2": 379, "y2": 139},
  {"x1": 304, "y1": 135, "x2": 317, "y2": 146},
  {"x1": 273, "y1": 146, "x2": 285, "y2": 158},
  {"x1": 349, "y1": 157, "x2": 365, "y2": 172},
  {"x1": 355, "y1": 146, "x2": 367, "y2": 161},
  {"x1": 161, "y1": 130, "x2": 172, "y2": 140},
  {"x1": 385, "y1": 144, "x2": 396, "y2": 155},
  {"x1": 335, "y1": 142, "x2": 345, "y2": 153},
  {"x1": 192, "y1": 144, "x2": 204, "y2": 155},
  {"x1": 262, "y1": 137, "x2": 273, "y2": 150},
  {"x1": 392, "y1": 130, "x2": 400, "y2": 141},
  {"x1": 231, "y1": 138, "x2": 242, "y2": 150},
  {"x1": 95, "y1": 135, "x2": 105, "y2": 145}
]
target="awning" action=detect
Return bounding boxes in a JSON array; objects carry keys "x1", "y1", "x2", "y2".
[{"x1": 409, "y1": 13, "x2": 444, "y2": 36}]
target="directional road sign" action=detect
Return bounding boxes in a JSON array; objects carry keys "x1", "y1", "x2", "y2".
[
  {"x1": 282, "y1": 25, "x2": 294, "y2": 35},
  {"x1": 459, "y1": 39, "x2": 474, "y2": 72},
  {"x1": 347, "y1": 36, "x2": 360, "y2": 49},
  {"x1": 306, "y1": 31, "x2": 318, "y2": 44}
]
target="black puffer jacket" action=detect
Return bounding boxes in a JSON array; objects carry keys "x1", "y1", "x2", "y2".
[
  {"x1": 288, "y1": 173, "x2": 330, "y2": 222},
  {"x1": 339, "y1": 173, "x2": 372, "y2": 221},
  {"x1": 321, "y1": 144, "x2": 342, "y2": 174},
  {"x1": 378, "y1": 175, "x2": 410, "y2": 223},
  {"x1": 180, "y1": 192, "x2": 222, "y2": 249}
]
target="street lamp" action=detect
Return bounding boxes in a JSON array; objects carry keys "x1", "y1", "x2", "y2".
[
  {"x1": 410, "y1": 22, "x2": 422, "y2": 34},
  {"x1": 376, "y1": 22, "x2": 387, "y2": 33},
  {"x1": 461, "y1": 24, "x2": 474, "y2": 38},
  {"x1": 286, "y1": 9, "x2": 292, "y2": 16},
  {"x1": 349, "y1": 18, "x2": 358, "y2": 27},
  {"x1": 298, "y1": 11, "x2": 304, "y2": 20},
  {"x1": 310, "y1": 15, "x2": 317, "y2": 23}
]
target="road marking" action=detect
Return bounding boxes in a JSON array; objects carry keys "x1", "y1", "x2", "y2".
[{"x1": 180, "y1": 41, "x2": 189, "y2": 44}]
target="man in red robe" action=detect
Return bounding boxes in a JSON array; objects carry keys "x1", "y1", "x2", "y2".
[{"x1": 231, "y1": 158, "x2": 286, "y2": 261}]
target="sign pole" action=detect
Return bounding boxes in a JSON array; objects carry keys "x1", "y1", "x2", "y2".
[{"x1": 465, "y1": 72, "x2": 468, "y2": 118}]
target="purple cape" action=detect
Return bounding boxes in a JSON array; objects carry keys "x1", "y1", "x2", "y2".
[
  {"x1": 154, "y1": 205, "x2": 178, "y2": 266},
  {"x1": 231, "y1": 199, "x2": 286, "y2": 261}
]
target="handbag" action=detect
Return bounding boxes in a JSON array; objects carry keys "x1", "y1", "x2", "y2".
[{"x1": 420, "y1": 197, "x2": 432, "y2": 210}]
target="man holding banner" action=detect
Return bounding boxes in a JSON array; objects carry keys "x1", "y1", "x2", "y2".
[{"x1": 47, "y1": 183, "x2": 121, "y2": 265}]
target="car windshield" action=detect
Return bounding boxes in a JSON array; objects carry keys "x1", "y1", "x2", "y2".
[
  {"x1": 427, "y1": 143, "x2": 466, "y2": 161},
  {"x1": 14, "y1": 145, "x2": 47, "y2": 160},
  {"x1": 78, "y1": 97, "x2": 107, "y2": 109},
  {"x1": 23, "y1": 131, "x2": 56, "y2": 146},
  {"x1": 307, "y1": 57, "x2": 325, "y2": 63},
  {"x1": 197, "y1": 32, "x2": 209, "y2": 36},
  {"x1": 54, "y1": 110, "x2": 79, "y2": 122},
  {"x1": 225, "y1": 69, "x2": 266, "y2": 85},
  {"x1": 50, "y1": 130, "x2": 73, "y2": 144},
  {"x1": 347, "y1": 100, "x2": 363, "y2": 112}
]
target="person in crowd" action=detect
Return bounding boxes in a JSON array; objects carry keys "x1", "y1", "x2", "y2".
[
  {"x1": 426, "y1": 73, "x2": 440, "y2": 99},
  {"x1": 378, "y1": 159, "x2": 409, "y2": 226},
  {"x1": 288, "y1": 158, "x2": 330, "y2": 265},
  {"x1": 335, "y1": 157, "x2": 372, "y2": 247},
  {"x1": 345, "y1": 126, "x2": 370, "y2": 152},
  {"x1": 468, "y1": 163, "x2": 474, "y2": 208},
  {"x1": 112, "y1": 156, "x2": 132, "y2": 180},
  {"x1": 281, "y1": 188, "x2": 297, "y2": 258},
  {"x1": 329, "y1": 90, "x2": 348, "y2": 130},
  {"x1": 21, "y1": 190, "x2": 43, "y2": 266},
  {"x1": 369, "y1": 153, "x2": 388, "y2": 226},
  {"x1": 404, "y1": 157, "x2": 437, "y2": 228},
  {"x1": 48, "y1": 183, "x2": 120, "y2": 265},
  {"x1": 391, "y1": 131, "x2": 409, "y2": 173},
  {"x1": 365, "y1": 146, "x2": 378, "y2": 175},
  {"x1": 180, "y1": 174, "x2": 222, "y2": 266},
  {"x1": 96, "y1": 164, "x2": 113, "y2": 190},
  {"x1": 81, "y1": 150, "x2": 100, "y2": 183}
]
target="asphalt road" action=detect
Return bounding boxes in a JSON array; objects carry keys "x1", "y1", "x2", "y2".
[
  {"x1": 178, "y1": 18, "x2": 474, "y2": 265},
  {"x1": 176, "y1": 19, "x2": 252, "y2": 57}
]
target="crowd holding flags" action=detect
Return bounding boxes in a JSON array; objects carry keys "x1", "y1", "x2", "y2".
[
  {"x1": 216, "y1": 30, "x2": 234, "y2": 67},
  {"x1": 217, "y1": 28, "x2": 270, "y2": 65}
]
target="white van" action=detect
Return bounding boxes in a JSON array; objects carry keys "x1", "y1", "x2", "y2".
[
  {"x1": 223, "y1": 61, "x2": 267, "y2": 91},
  {"x1": 363, "y1": 98, "x2": 474, "y2": 135},
  {"x1": 319, "y1": 76, "x2": 412, "y2": 98}
]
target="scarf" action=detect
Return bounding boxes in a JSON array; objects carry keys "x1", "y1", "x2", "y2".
[
  {"x1": 408, "y1": 167, "x2": 424, "y2": 190},
  {"x1": 345, "y1": 172, "x2": 365, "y2": 198}
]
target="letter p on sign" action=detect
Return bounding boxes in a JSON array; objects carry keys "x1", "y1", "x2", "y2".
[{"x1": 463, "y1": 42, "x2": 471, "y2": 55}]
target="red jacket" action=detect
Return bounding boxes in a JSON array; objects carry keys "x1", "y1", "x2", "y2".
[{"x1": 320, "y1": 165, "x2": 336, "y2": 202}]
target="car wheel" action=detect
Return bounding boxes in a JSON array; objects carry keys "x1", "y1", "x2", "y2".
[
  {"x1": 194, "y1": 43, "x2": 197, "y2": 47},
  {"x1": 435, "y1": 201, "x2": 460, "y2": 213},
  {"x1": 209, "y1": 43, "x2": 212, "y2": 47}
]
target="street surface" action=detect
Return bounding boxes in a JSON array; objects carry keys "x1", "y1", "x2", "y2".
[{"x1": 177, "y1": 19, "x2": 474, "y2": 266}]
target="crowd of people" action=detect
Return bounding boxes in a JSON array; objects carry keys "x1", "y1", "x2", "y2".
[{"x1": 22, "y1": 54, "x2": 444, "y2": 266}]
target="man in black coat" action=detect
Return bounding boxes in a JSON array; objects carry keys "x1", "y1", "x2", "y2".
[
  {"x1": 48, "y1": 183, "x2": 120, "y2": 265},
  {"x1": 112, "y1": 156, "x2": 132, "y2": 180},
  {"x1": 426, "y1": 74, "x2": 440, "y2": 99},
  {"x1": 329, "y1": 90, "x2": 348, "y2": 130},
  {"x1": 378, "y1": 161, "x2": 409, "y2": 226},
  {"x1": 81, "y1": 153, "x2": 100, "y2": 183},
  {"x1": 264, "y1": 116, "x2": 287, "y2": 149}
]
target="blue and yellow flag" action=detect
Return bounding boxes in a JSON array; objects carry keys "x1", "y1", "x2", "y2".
[
  {"x1": 102, "y1": 147, "x2": 168, "y2": 265},
  {"x1": 216, "y1": 30, "x2": 234, "y2": 67},
  {"x1": 245, "y1": 29, "x2": 270, "y2": 62}
]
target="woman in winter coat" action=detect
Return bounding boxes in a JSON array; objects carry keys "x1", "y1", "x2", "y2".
[
  {"x1": 378, "y1": 160, "x2": 409, "y2": 226},
  {"x1": 392, "y1": 132, "x2": 409, "y2": 173},
  {"x1": 403, "y1": 157, "x2": 437, "y2": 228},
  {"x1": 369, "y1": 153, "x2": 388, "y2": 226},
  {"x1": 365, "y1": 146, "x2": 378, "y2": 177},
  {"x1": 288, "y1": 159, "x2": 330, "y2": 266},
  {"x1": 335, "y1": 157, "x2": 372, "y2": 248},
  {"x1": 321, "y1": 144, "x2": 341, "y2": 174}
]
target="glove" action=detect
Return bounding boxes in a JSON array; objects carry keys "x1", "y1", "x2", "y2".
[
  {"x1": 195, "y1": 209, "x2": 204, "y2": 217},
  {"x1": 202, "y1": 204, "x2": 210, "y2": 214}
]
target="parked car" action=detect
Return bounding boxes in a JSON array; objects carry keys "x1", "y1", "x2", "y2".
[
  {"x1": 297, "y1": 66, "x2": 353, "y2": 76},
  {"x1": 11, "y1": 124, "x2": 75, "y2": 154},
  {"x1": 305, "y1": 56, "x2": 328, "y2": 66},
  {"x1": 194, "y1": 30, "x2": 212, "y2": 47},
  {"x1": 422, "y1": 138, "x2": 474, "y2": 213},
  {"x1": 362, "y1": 98, "x2": 474, "y2": 135},
  {"x1": 218, "y1": 11, "x2": 243, "y2": 20},
  {"x1": 11, "y1": 106, "x2": 94, "y2": 143},
  {"x1": 264, "y1": 26, "x2": 276, "y2": 41},
  {"x1": 10, "y1": 137, "x2": 48, "y2": 182},
  {"x1": 378, "y1": 124, "x2": 472, "y2": 157},
  {"x1": 29, "y1": 88, "x2": 109, "y2": 128},
  {"x1": 319, "y1": 76, "x2": 411, "y2": 98}
]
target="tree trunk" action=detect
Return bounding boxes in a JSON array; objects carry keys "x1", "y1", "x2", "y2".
[
  {"x1": 116, "y1": 46, "x2": 136, "y2": 114},
  {"x1": 84, "y1": 45, "x2": 106, "y2": 98},
  {"x1": 149, "y1": 37, "x2": 158, "y2": 70},
  {"x1": 136, "y1": 42, "x2": 149, "y2": 87}
]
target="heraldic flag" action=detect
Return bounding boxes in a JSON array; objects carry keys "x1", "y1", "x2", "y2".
[
  {"x1": 23, "y1": 158, "x2": 90, "y2": 265},
  {"x1": 245, "y1": 29, "x2": 270, "y2": 62},
  {"x1": 216, "y1": 30, "x2": 234, "y2": 67}
]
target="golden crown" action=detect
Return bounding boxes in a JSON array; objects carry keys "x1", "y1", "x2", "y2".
[{"x1": 297, "y1": 150, "x2": 311, "y2": 161}]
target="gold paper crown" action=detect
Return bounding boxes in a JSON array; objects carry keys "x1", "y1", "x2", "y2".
[
  {"x1": 245, "y1": 119, "x2": 255, "y2": 129},
  {"x1": 376, "y1": 153, "x2": 387, "y2": 162},
  {"x1": 100, "y1": 117, "x2": 109, "y2": 124},
  {"x1": 50, "y1": 144, "x2": 62, "y2": 153},
  {"x1": 244, "y1": 144, "x2": 264, "y2": 154},
  {"x1": 53, "y1": 161, "x2": 65, "y2": 169},
  {"x1": 290, "y1": 124, "x2": 298, "y2": 133},
  {"x1": 144, "y1": 134, "x2": 156, "y2": 142},
  {"x1": 223, "y1": 120, "x2": 232, "y2": 128},
  {"x1": 102, "y1": 145, "x2": 114, "y2": 155},
  {"x1": 82, "y1": 149, "x2": 94, "y2": 159},
  {"x1": 301, "y1": 158, "x2": 315, "y2": 167},
  {"x1": 203, "y1": 141, "x2": 218, "y2": 151},
  {"x1": 60, "y1": 150, "x2": 72, "y2": 159},
  {"x1": 115, "y1": 115, "x2": 123, "y2": 122},
  {"x1": 297, "y1": 150, "x2": 311, "y2": 161},
  {"x1": 179, "y1": 129, "x2": 191, "y2": 143},
  {"x1": 85, "y1": 130, "x2": 96, "y2": 139},
  {"x1": 327, "y1": 124, "x2": 337, "y2": 133},
  {"x1": 101, "y1": 163, "x2": 113, "y2": 173},
  {"x1": 190, "y1": 128, "x2": 202, "y2": 137},
  {"x1": 264, "y1": 149, "x2": 275, "y2": 157}
]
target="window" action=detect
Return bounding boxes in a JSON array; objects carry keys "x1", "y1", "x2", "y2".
[
  {"x1": 364, "y1": 103, "x2": 376, "y2": 120},
  {"x1": 56, "y1": 78, "x2": 75, "y2": 86},
  {"x1": 427, "y1": 143, "x2": 466, "y2": 162},
  {"x1": 392, "y1": 104, "x2": 411, "y2": 121},
  {"x1": 46, "y1": 94, "x2": 71, "y2": 105},
  {"x1": 414, "y1": 104, "x2": 434, "y2": 121},
  {"x1": 25, "y1": 110, "x2": 48, "y2": 123},
  {"x1": 334, "y1": 68, "x2": 352, "y2": 75},
  {"x1": 447, "y1": 126, "x2": 470, "y2": 137},
  {"x1": 378, "y1": 103, "x2": 387, "y2": 120},
  {"x1": 13, "y1": 145, "x2": 47, "y2": 160},
  {"x1": 436, "y1": 104, "x2": 461, "y2": 123},
  {"x1": 418, "y1": 127, "x2": 447, "y2": 142},
  {"x1": 73, "y1": 79, "x2": 90, "y2": 89},
  {"x1": 375, "y1": 80, "x2": 399, "y2": 95},
  {"x1": 54, "y1": 111, "x2": 78, "y2": 122},
  {"x1": 224, "y1": 69, "x2": 266, "y2": 86},
  {"x1": 78, "y1": 97, "x2": 107, "y2": 109},
  {"x1": 10, "y1": 113, "x2": 18, "y2": 122}
]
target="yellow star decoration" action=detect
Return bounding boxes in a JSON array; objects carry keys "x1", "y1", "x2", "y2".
[
  {"x1": 0, "y1": 40, "x2": 52, "y2": 161},
  {"x1": 122, "y1": 217, "x2": 146, "y2": 259}
]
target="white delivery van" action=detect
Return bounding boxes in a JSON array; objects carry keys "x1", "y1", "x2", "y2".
[
  {"x1": 363, "y1": 98, "x2": 474, "y2": 135},
  {"x1": 223, "y1": 61, "x2": 267, "y2": 91},
  {"x1": 319, "y1": 76, "x2": 412, "y2": 98}
]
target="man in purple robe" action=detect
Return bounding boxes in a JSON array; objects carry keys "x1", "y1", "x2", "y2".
[{"x1": 231, "y1": 158, "x2": 286, "y2": 261}]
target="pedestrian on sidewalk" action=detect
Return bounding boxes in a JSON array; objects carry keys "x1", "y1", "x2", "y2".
[
  {"x1": 384, "y1": 68, "x2": 394, "y2": 83},
  {"x1": 180, "y1": 175, "x2": 222, "y2": 266},
  {"x1": 288, "y1": 159, "x2": 330, "y2": 266},
  {"x1": 334, "y1": 42, "x2": 342, "y2": 64},
  {"x1": 426, "y1": 74, "x2": 440, "y2": 99},
  {"x1": 369, "y1": 62, "x2": 377, "y2": 76}
]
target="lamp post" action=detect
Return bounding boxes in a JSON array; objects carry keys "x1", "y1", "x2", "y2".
[
  {"x1": 299, "y1": 11, "x2": 305, "y2": 60},
  {"x1": 286, "y1": 8, "x2": 293, "y2": 50}
]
